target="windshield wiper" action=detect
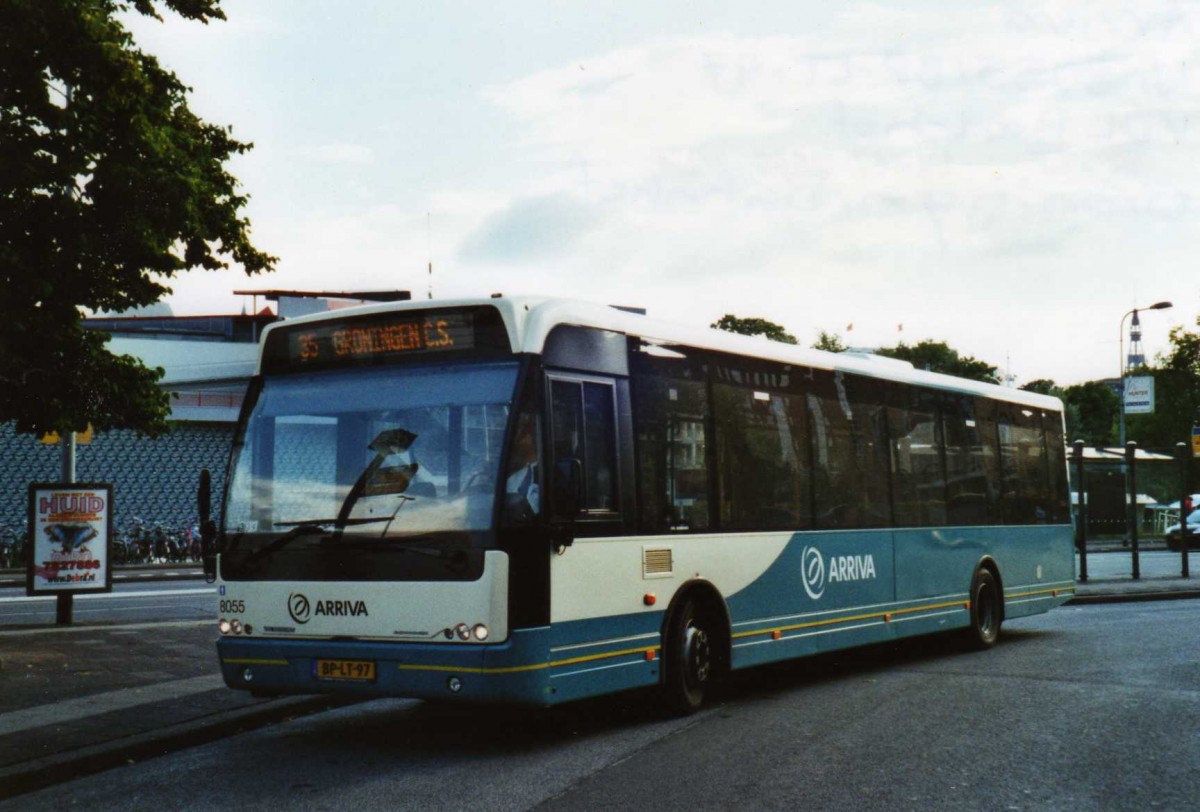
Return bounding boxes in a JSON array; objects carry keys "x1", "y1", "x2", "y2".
[
  {"x1": 320, "y1": 535, "x2": 472, "y2": 571},
  {"x1": 249, "y1": 517, "x2": 388, "y2": 560}
]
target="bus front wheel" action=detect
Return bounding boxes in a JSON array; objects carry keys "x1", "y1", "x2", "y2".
[
  {"x1": 964, "y1": 567, "x2": 1002, "y2": 650},
  {"x1": 663, "y1": 597, "x2": 716, "y2": 715}
]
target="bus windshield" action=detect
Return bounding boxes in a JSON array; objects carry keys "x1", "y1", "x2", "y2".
[{"x1": 220, "y1": 361, "x2": 519, "y2": 580}]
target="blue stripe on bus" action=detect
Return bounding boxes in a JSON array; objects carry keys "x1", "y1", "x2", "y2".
[{"x1": 218, "y1": 525, "x2": 1073, "y2": 705}]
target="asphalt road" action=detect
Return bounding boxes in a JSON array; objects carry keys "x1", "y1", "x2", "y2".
[{"x1": 5, "y1": 598, "x2": 1197, "y2": 811}]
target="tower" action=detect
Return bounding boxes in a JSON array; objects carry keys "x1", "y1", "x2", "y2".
[{"x1": 1127, "y1": 309, "x2": 1145, "y2": 372}]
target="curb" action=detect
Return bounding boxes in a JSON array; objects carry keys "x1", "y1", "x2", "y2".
[
  {"x1": 1067, "y1": 589, "x2": 1200, "y2": 605},
  {"x1": 0, "y1": 693, "x2": 361, "y2": 801}
]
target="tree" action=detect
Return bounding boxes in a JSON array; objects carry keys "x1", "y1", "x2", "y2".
[
  {"x1": 1021, "y1": 379, "x2": 1086, "y2": 446},
  {"x1": 812, "y1": 330, "x2": 847, "y2": 353},
  {"x1": 1125, "y1": 317, "x2": 1200, "y2": 450},
  {"x1": 874, "y1": 340, "x2": 999, "y2": 384},
  {"x1": 711, "y1": 315, "x2": 798, "y2": 345},
  {"x1": 1020, "y1": 379, "x2": 1057, "y2": 396},
  {"x1": 1063, "y1": 381, "x2": 1118, "y2": 447},
  {"x1": 0, "y1": 0, "x2": 275, "y2": 437}
]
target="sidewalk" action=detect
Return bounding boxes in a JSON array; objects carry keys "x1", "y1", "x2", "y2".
[
  {"x1": 0, "y1": 564, "x2": 1197, "y2": 801},
  {"x1": 0, "y1": 620, "x2": 358, "y2": 799}
]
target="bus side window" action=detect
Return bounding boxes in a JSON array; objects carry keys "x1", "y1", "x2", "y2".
[
  {"x1": 888, "y1": 388, "x2": 947, "y2": 528},
  {"x1": 998, "y1": 406, "x2": 1051, "y2": 524},
  {"x1": 550, "y1": 378, "x2": 618, "y2": 515},
  {"x1": 631, "y1": 367, "x2": 710, "y2": 533}
]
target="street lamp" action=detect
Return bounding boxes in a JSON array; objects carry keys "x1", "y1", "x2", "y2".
[{"x1": 1118, "y1": 300, "x2": 1173, "y2": 446}]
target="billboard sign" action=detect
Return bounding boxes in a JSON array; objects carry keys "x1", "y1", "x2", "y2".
[
  {"x1": 1123, "y1": 375, "x2": 1155, "y2": 415},
  {"x1": 27, "y1": 483, "x2": 114, "y2": 596}
]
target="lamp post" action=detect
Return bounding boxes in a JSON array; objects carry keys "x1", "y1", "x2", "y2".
[{"x1": 1118, "y1": 301, "x2": 1173, "y2": 446}]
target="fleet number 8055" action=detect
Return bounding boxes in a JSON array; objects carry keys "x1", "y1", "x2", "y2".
[{"x1": 220, "y1": 599, "x2": 245, "y2": 614}]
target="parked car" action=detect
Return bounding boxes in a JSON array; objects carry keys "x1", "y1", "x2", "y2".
[{"x1": 1164, "y1": 508, "x2": 1200, "y2": 551}]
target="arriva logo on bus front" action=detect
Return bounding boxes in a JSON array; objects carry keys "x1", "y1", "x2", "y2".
[
  {"x1": 287, "y1": 592, "x2": 370, "y2": 624},
  {"x1": 801, "y1": 545, "x2": 877, "y2": 600}
]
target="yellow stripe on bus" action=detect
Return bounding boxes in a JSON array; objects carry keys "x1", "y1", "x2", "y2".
[
  {"x1": 225, "y1": 588, "x2": 1075, "y2": 677},
  {"x1": 397, "y1": 644, "x2": 661, "y2": 675},
  {"x1": 731, "y1": 598, "x2": 970, "y2": 641}
]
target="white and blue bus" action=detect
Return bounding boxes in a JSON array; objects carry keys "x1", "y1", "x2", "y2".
[{"x1": 211, "y1": 296, "x2": 1073, "y2": 713}]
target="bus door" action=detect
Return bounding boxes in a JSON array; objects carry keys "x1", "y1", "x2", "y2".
[{"x1": 544, "y1": 372, "x2": 636, "y2": 628}]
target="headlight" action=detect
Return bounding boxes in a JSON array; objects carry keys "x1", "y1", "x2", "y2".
[
  {"x1": 472, "y1": 623, "x2": 489, "y2": 641},
  {"x1": 454, "y1": 623, "x2": 471, "y2": 641},
  {"x1": 218, "y1": 618, "x2": 231, "y2": 635}
]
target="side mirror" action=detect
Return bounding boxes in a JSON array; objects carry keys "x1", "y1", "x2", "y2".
[
  {"x1": 550, "y1": 458, "x2": 582, "y2": 550},
  {"x1": 198, "y1": 468, "x2": 217, "y2": 582},
  {"x1": 552, "y1": 458, "x2": 583, "y2": 517}
]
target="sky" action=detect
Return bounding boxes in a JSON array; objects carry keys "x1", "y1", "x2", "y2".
[{"x1": 124, "y1": 0, "x2": 1200, "y2": 386}]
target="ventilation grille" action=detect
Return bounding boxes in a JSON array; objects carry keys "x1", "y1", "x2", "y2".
[{"x1": 642, "y1": 547, "x2": 673, "y2": 578}]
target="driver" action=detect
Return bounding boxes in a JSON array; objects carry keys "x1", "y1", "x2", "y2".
[{"x1": 504, "y1": 415, "x2": 540, "y2": 517}]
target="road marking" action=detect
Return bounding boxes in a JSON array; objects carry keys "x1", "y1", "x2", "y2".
[
  {"x1": 0, "y1": 588, "x2": 215, "y2": 605},
  {"x1": 0, "y1": 673, "x2": 226, "y2": 737},
  {"x1": 0, "y1": 619, "x2": 210, "y2": 637}
]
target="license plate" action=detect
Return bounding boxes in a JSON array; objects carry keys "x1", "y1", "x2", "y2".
[{"x1": 314, "y1": 659, "x2": 376, "y2": 682}]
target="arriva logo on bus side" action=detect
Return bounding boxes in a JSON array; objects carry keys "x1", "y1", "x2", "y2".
[{"x1": 801, "y1": 545, "x2": 877, "y2": 600}]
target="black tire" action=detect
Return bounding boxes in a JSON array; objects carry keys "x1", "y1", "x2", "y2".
[
  {"x1": 964, "y1": 568, "x2": 1002, "y2": 650},
  {"x1": 663, "y1": 597, "x2": 718, "y2": 715}
]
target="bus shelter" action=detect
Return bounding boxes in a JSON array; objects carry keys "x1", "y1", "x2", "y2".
[{"x1": 1069, "y1": 441, "x2": 1194, "y2": 581}]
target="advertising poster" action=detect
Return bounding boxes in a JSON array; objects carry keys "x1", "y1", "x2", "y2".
[{"x1": 27, "y1": 483, "x2": 114, "y2": 596}]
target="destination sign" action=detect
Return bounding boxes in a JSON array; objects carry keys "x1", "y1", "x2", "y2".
[{"x1": 262, "y1": 307, "x2": 510, "y2": 373}]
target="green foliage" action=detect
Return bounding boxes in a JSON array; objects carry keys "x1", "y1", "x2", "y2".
[
  {"x1": 1124, "y1": 317, "x2": 1200, "y2": 451},
  {"x1": 0, "y1": 0, "x2": 275, "y2": 437},
  {"x1": 1020, "y1": 379, "x2": 1058, "y2": 396},
  {"x1": 1061, "y1": 381, "x2": 1117, "y2": 447},
  {"x1": 874, "y1": 340, "x2": 1000, "y2": 384},
  {"x1": 711, "y1": 315, "x2": 798, "y2": 345},
  {"x1": 1020, "y1": 379, "x2": 1082, "y2": 444},
  {"x1": 811, "y1": 330, "x2": 847, "y2": 353}
]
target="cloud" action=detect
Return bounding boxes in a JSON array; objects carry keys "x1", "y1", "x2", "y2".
[
  {"x1": 458, "y1": 194, "x2": 599, "y2": 263},
  {"x1": 293, "y1": 143, "x2": 375, "y2": 165}
]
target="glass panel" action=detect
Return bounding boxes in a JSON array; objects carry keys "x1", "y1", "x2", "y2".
[
  {"x1": 942, "y1": 395, "x2": 992, "y2": 525},
  {"x1": 583, "y1": 382, "x2": 617, "y2": 511},
  {"x1": 999, "y1": 407, "x2": 1051, "y2": 524},
  {"x1": 1043, "y1": 414, "x2": 1070, "y2": 523},
  {"x1": 810, "y1": 371, "x2": 891, "y2": 528},
  {"x1": 224, "y1": 362, "x2": 518, "y2": 540},
  {"x1": 889, "y1": 389, "x2": 946, "y2": 527},
  {"x1": 714, "y1": 381, "x2": 810, "y2": 530},
  {"x1": 550, "y1": 380, "x2": 585, "y2": 516},
  {"x1": 632, "y1": 349, "x2": 711, "y2": 532},
  {"x1": 503, "y1": 410, "x2": 541, "y2": 524}
]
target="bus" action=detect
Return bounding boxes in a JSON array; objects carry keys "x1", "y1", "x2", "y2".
[{"x1": 207, "y1": 296, "x2": 1074, "y2": 714}]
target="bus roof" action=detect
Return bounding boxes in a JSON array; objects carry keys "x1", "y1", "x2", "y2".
[{"x1": 256, "y1": 295, "x2": 1063, "y2": 413}]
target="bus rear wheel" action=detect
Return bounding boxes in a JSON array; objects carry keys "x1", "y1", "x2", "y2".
[
  {"x1": 964, "y1": 568, "x2": 1002, "y2": 649},
  {"x1": 663, "y1": 597, "x2": 717, "y2": 715}
]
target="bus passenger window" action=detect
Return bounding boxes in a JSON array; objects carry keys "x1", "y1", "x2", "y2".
[{"x1": 632, "y1": 365, "x2": 711, "y2": 533}]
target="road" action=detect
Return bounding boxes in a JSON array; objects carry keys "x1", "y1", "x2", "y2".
[
  {"x1": 0, "y1": 580, "x2": 214, "y2": 626},
  {"x1": 4, "y1": 598, "x2": 1197, "y2": 811}
]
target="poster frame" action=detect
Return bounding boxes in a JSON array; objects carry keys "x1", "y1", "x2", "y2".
[{"x1": 26, "y1": 482, "x2": 115, "y2": 597}]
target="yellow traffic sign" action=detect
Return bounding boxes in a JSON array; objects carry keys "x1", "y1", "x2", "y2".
[{"x1": 39, "y1": 425, "x2": 93, "y2": 445}]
